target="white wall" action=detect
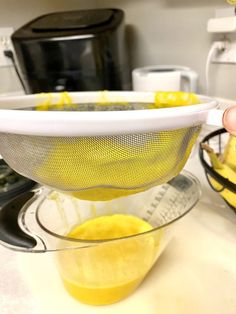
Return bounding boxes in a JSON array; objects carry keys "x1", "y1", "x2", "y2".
[{"x1": 0, "y1": 0, "x2": 236, "y2": 99}]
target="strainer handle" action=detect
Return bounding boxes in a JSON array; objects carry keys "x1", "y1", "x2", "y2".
[
  {"x1": 206, "y1": 109, "x2": 224, "y2": 127},
  {"x1": 0, "y1": 191, "x2": 45, "y2": 251}
]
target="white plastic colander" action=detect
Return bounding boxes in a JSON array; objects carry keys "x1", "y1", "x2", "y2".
[{"x1": 0, "y1": 91, "x2": 222, "y2": 201}]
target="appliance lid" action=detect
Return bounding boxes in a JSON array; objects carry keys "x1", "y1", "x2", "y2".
[
  {"x1": 11, "y1": 9, "x2": 123, "y2": 40},
  {"x1": 31, "y1": 9, "x2": 114, "y2": 32}
]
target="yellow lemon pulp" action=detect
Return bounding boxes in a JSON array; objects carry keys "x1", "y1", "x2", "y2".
[
  {"x1": 36, "y1": 126, "x2": 200, "y2": 201},
  {"x1": 35, "y1": 91, "x2": 201, "y2": 201},
  {"x1": 58, "y1": 214, "x2": 159, "y2": 305},
  {"x1": 154, "y1": 91, "x2": 200, "y2": 108}
]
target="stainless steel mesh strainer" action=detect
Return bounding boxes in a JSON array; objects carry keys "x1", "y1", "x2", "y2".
[{"x1": 0, "y1": 91, "x2": 221, "y2": 201}]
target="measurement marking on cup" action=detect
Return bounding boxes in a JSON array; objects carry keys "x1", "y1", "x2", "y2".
[{"x1": 144, "y1": 185, "x2": 170, "y2": 222}]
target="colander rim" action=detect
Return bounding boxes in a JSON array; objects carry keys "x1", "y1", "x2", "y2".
[{"x1": 0, "y1": 92, "x2": 217, "y2": 136}]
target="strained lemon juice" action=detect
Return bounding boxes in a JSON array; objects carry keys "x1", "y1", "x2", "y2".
[{"x1": 58, "y1": 214, "x2": 159, "y2": 305}]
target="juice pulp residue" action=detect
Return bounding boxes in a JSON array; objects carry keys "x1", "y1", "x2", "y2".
[
  {"x1": 35, "y1": 92, "x2": 201, "y2": 201},
  {"x1": 58, "y1": 214, "x2": 160, "y2": 305}
]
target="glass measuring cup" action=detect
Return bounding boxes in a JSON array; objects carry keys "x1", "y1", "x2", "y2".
[{"x1": 0, "y1": 171, "x2": 201, "y2": 305}]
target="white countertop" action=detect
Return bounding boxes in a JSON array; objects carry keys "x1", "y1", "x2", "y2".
[{"x1": 1, "y1": 128, "x2": 236, "y2": 314}]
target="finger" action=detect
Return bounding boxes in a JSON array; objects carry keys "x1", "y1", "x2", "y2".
[{"x1": 222, "y1": 106, "x2": 236, "y2": 136}]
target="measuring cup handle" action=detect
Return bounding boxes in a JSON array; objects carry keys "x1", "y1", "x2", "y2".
[
  {"x1": 0, "y1": 191, "x2": 40, "y2": 251},
  {"x1": 206, "y1": 109, "x2": 224, "y2": 127},
  {"x1": 180, "y1": 70, "x2": 198, "y2": 93}
]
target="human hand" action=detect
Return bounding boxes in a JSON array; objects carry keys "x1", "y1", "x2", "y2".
[{"x1": 223, "y1": 106, "x2": 236, "y2": 136}]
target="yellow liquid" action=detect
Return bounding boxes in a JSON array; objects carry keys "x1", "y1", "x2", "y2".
[
  {"x1": 63, "y1": 275, "x2": 145, "y2": 305},
  {"x1": 59, "y1": 214, "x2": 157, "y2": 305}
]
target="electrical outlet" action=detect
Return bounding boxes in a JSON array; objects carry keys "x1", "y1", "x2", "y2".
[
  {"x1": 0, "y1": 27, "x2": 14, "y2": 67},
  {"x1": 212, "y1": 41, "x2": 236, "y2": 63}
]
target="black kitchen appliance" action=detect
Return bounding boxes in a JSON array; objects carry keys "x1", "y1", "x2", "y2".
[
  {"x1": 11, "y1": 9, "x2": 131, "y2": 93},
  {"x1": 0, "y1": 159, "x2": 36, "y2": 207}
]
